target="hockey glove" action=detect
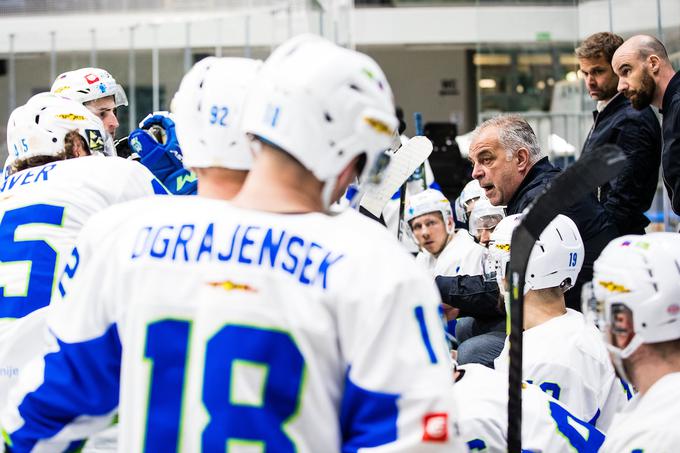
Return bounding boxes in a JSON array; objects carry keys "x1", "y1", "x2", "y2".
[{"x1": 128, "y1": 112, "x2": 197, "y2": 195}]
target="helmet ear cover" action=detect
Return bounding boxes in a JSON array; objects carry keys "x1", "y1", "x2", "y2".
[{"x1": 240, "y1": 34, "x2": 398, "y2": 209}]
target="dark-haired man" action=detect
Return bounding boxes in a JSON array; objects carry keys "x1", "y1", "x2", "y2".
[{"x1": 577, "y1": 32, "x2": 661, "y2": 235}]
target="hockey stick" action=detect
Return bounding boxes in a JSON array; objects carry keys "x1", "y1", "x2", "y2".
[
  {"x1": 413, "y1": 112, "x2": 428, "y2": 191},
  {"x1": 359, "y1": 135, "x2": 433, "y2": 218},
  {"x1": 395, "y1": 112, "x2": 426, "y2": 241},
  {"x1": 506, "y1": 144, "x2": 626, "y2": 453}
]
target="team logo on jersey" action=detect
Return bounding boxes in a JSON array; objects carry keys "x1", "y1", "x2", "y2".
[
  {"x1": 207, "y1": 280, "x2": 258, "y2": 293},
  {"x1": 130, "y1": 136, "x2": 143, "y2": 154},
  {"x1": 597, "y1": 280, "x2": 630, "y2": 294},
  {"x1": 56, "y1": 113, "x2": 86, "y2": 121},
  {"x1": 621, "y1": 240, "x2": 650, "y2": 250},
  {"x1": 84, "y1": 73, "x2": 100, "y2": 85},
  {"x1": 421, "y1": 413, "x2": 448, "y2": 442},
  {"x1": 86, "y1": 129, "x2": 105, "y2": 152},
  {"x1": 494, "y1": 243, "x2": 511, "y2": 252}
]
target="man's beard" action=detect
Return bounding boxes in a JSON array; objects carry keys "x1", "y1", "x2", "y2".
[{"x1": 627, "y1": 71, "x2": 656, "y2": 110}]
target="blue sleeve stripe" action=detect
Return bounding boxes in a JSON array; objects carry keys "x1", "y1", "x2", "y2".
[
  {"x1": 9, "y1": 324, "x2": 122, "y2": 452},
  {"x1": 414, "y1": 306, "x2": 438, "y2": 364},
  {"x1": 339, "y1": 367, "x2": 399, "y2": 453},
  {"x1": 620, "y1": 378, "x2": 634, "y2": 400},
  {"x1": 587, "y1": 408, "x2": 601, "y2": 426}
]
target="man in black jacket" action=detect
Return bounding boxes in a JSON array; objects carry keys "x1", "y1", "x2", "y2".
[
  {"x1": 577, "y1": 32, "x2": 661, "y2": 235},
  {"x1": 612, "y1": 35, "x2": 680, "y2": 217},
  {"x1": 467, "y1": 115, "x2": 617, "y2": 311}
]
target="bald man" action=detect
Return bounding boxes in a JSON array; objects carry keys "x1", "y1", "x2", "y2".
[{"x1": 612, "y1": 35, "x2": 680, "y2": 216}]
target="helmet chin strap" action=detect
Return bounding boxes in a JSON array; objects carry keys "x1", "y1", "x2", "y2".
[
  {"x1": 321, "y1": 176, "x2": 340, "y2": 211},
  {"x1": 606, "y1": 334, "x2": 645, "y2": 385}
]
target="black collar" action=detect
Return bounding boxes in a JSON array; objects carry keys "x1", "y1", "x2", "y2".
[
  {"x1": 506, "y1": 156, "x2": 552, "y2": 209},
  {"x1": 661, "y1": 71, "x2": 680, "y2": 115}
]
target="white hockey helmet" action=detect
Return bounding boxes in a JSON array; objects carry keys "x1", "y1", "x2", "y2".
[
  {"x1": 468, "y1": 198, "x2": 505, "y2": 237},
  {"x1": 241, "y1": 34, "x2": 398, "y2": 207},
  {"x1": 461, "y1": 179, "x2": 485, "y2": 212},
  {"x1": 488, "y1": 213, "x2": 584, "y2": 293},
  {"x1": 171, "y1": 57, "x2": 262, "y2": 170},
  {"x1": 585, "y1": 233, "x2": 680, "y2": 362},
  {"x1": 6, "y1": 93, "x2": 112, "y2": 171},
  {"x1": 404, "y1": 188, "x2": 454, "y2": 234},
  {"x1": 51, "y1": 67, "x2": 128, "y2": 107}
]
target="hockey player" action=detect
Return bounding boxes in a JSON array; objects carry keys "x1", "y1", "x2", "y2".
[
  {"x1": 454, "y1": 178, "x2": 485, "y2": 228},
  {"x1": 455, "y1": 363, "x2": 605, "y2": 452},
  {"x1": 490, "y1": 214, "x2": 629, "y2": 430},
  {"x1": 51, "y1": 67, "x2": 199, "y2": 195},
  {"x1": 405, "y1": 188, "x2": 486, "y2": 277},
  {"x1": 435, "y1": 198, "x2": 506, "y2": 367},
  {"x1": 0, "y1": 93, "x2": 166, "y2": 413},
  {"x1": 584, "y1": 233, "x2": 680, "y2": 451},
  {"x1": 50, "y1": 67, "x2": 127, "y2": 142},
  {"x1": 1, "y1": 36, "x2": 462, "y2": 452},
  {"x1": 467, "y1": 198, "x2": 505, "y2": 247}
]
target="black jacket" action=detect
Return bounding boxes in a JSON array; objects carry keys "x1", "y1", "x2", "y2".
[
  {"x1": 661, "y1": 71, "x2": 680, "y2": 216},
  {"x1": 506, "y1": 157, "x2": 618, "y2": 310},
  {"x1": 435, "y1": 275, "x2": 502, "y2": 320},
  {"x1": 581, "y1": 93, "x2": 661, "y2": 235}
]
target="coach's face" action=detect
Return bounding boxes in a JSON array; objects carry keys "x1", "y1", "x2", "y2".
[
  {"x1": 612, "y1": 48, "x2": 656, "y2": 110},
  {"x1": 469, "y1": 127, "x2": 528, "y2": 206}
]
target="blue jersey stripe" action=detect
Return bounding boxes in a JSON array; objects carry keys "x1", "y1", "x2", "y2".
[
  {"x1": 339, "y1": 367, "x2": 399, "y2": 452},
  {"x1": 10, "y1": 324, "x2": 122, "y2": 451}
]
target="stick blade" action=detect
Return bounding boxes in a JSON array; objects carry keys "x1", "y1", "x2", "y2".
[{"x1": 359, "y1": 136, "x2": 433, "y2": 217}]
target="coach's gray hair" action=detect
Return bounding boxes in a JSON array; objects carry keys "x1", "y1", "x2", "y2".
[{"x1": 471, "y1": 115, "x2": 544, "y2": 164}]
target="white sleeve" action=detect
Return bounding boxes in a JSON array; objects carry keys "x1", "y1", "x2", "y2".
[
  {"x1": 0, "y1": 209, "x2": 122, "y2": 451},
  {"x1": 602, "y1": 429, "x2": 678, "y2": 453},
  {"x1": 523, "y1": 362, "x2": 601, "y2": 426},
  {"x1": 337, "y1": 263, "x2": 464, "y2": 451},
  {"x1": 596, "y1": 373, "x2": 632, "y2": 431},
  {"x1": 115, "y1": 158, "x2": 169, "y2": 202},
  {"x1": 460, "y1": 417, "x2": 506, "y2": 453},
  {"x1": 523, "y1": 385, "x2": 606, "y2": 453}
]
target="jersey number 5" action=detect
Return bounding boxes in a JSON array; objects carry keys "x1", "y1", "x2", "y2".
[{"x1": 0, "y1": 204, "x2": 64, "y2": 318}]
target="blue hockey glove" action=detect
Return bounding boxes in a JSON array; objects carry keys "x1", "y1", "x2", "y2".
[{"x1": 128, "y1": 112, "x2": 197, "y2": 195}]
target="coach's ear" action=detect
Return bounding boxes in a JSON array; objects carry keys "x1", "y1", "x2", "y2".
[{"x1": 516, "y1": 147, "x2": 530, "y2": 173}]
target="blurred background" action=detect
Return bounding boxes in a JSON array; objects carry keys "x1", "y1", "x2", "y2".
[{"x1": 0, "y1": 0, "x2": 678, "y2": 226}]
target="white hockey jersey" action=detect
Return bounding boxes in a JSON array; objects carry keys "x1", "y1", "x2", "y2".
[
  {"x1": 601, "y1": 372, "x2": 680, "y2": 453},
  {"x1": 415, "y1": 229, "x2": 486, "y2": 278},
  {"x1": 0, "y1": 156, "x2": 165, "y2": 410},
  {"x1": 2, "y1": 196, "x2": 464, "y2": 453},
  {"x1": 456, "y1": 363, "x2": 606, "y2": 452},
  {"x1": 494, "y1": 308, "x2": 630, "y2": 431}
]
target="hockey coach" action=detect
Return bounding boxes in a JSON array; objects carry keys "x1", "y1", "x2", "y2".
[{"x1": 467, "y1": 115, "x2": 617, "y2": 311}]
